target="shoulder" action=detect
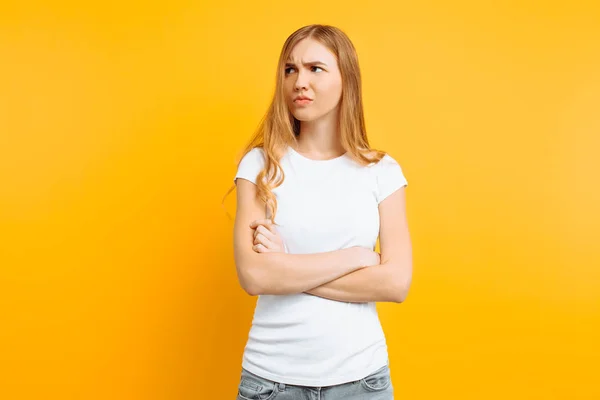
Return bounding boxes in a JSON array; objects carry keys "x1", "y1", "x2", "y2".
[
  {"x1": 379, "y1": 153, "x2": 400, "y2": 165},
  {"x1": 243, "y1": 146, "x2": 265, "y2": 159},
  {"x1": 235, "y1": 147, "x2": 267, "y2": 185},
  {"x1": 367, "y1": 151, "x2": 401, "y2": 169},
  {"x1": 239, "y1": 147, "x2": 266, "y2": 166},
  {"x1": 369, "y1": 152, "x2": 405, "y2": 182},
  {"x1": 369, "y1": 151, "x2": 408, "y2": 203}
]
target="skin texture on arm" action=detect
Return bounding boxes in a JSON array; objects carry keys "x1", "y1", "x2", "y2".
[
  {"x1": 233, "y1": 178, "x2": 379, "y2": 296},
  {"x1": 251, "y1": 186, "x2": 412, "y2": 303},
  {"x1": 303, "y1": 187, "x2": 413, "y2": 303}
]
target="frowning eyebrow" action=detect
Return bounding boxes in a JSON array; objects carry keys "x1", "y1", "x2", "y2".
[{"x1": 284, "y1": 60, "x2": 328, "y2": 67}]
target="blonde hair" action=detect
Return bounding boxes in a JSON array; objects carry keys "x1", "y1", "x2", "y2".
[{"x1": 223, "y1": 24, "x2": 386, "y2": 221}]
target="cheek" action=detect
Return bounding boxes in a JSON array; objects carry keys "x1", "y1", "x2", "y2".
[
  {"x1": 283, "y1": 80, "x2": 293, "y2": 96},
  {"x1": 317, "y1": 80, "x2": 342, "y2": 107},
  {"x1": 283, "y1": 82, "x2": 297, "y2": 107}
]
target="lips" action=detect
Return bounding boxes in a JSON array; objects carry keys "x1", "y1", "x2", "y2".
[
  {"x1": 294, "y1": 97, "x2": 313, "y2": 105},
  {"x1": 294, "y1": 95, "x2": 312, "y2": 102}
]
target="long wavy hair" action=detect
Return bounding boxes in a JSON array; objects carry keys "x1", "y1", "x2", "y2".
[{"x1": 223, "y1": 24, "x2": 386, "y2": 222}]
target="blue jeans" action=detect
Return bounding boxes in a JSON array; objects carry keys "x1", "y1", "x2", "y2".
[{"x1": 236, "y1": 364, "x2": 394, "y2": 399}]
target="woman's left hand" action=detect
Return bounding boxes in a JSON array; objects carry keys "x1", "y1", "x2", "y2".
[{"x1": 249, "y1": 219, "x2": 286, "y2": 253}]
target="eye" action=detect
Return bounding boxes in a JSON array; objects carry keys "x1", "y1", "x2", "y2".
[
  {"x1": 284, "y1": 67, "x2": 295, "y2": 74},
  {"x1": 312, "y1": 66, "x2": 323, "y2": 72}
]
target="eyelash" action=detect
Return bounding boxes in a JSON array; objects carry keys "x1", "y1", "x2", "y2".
[{"x1": 284, "y1": 66, "x2": 323, "y2": 74}]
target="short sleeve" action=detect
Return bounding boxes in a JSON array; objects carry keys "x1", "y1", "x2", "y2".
[
  {"x1": 374, "y1": 154, "x2": 408, "y2": 204},
  {"x1": 234, "y1": 147, "x2": 266, "y2": 185}
]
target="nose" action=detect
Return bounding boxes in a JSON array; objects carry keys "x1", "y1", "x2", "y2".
[{"x1": 294, "y1": 70, "x2": 309, "y2": 91}]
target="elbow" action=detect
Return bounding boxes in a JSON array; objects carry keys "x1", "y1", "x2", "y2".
[
  {"x1": 391, "y1": 278, "x2": 411, "y2": 303},
  {"x1": 245, "y1": 276, "x2": 286, "y2": 296},
  {"x1": 240, "y1": 263, "x2": 277, "y2": 296},
  {"x1": 238, "y1": 278, "x2": 259, "y2": 296},
  {"x1": 237, "y1": 263, "x2": 263, "y2": 296},
  {"x1": 245, "y1": 277, "x2": 266, "y2": 297},
  {"x1": 241, "y1": 277, "x2": 261, "y2": 296},
  {"x1": 392, "y1": 289, "x2": 408, "y2": 303},
  {"x1": 244, "y1": 285, "x2": 261, "y2": 297},
  {"x1": 237, "y1": 255, "x2": 290, "y2": 296},
  {"x1": 383, "y1": 260, "x2": 412, "y2": 303}
]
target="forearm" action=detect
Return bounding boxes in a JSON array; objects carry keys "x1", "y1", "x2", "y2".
[
  {"x1": 304, "y1": 262, "x2": 405, "y2": 303},
  {"x1": 250, "y1": 247, "x2": 367, "y2": 295}
]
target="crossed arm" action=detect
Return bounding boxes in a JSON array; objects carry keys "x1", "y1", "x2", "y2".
[{"x1": 246, "y1": 188, "x2": 412, "y2": 304}]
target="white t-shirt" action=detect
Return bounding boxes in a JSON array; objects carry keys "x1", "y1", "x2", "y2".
[{"x1": 234, "y1": 145, "x2": 408, "y2": 387}]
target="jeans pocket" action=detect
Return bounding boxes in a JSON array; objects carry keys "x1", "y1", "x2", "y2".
[
  {"x1": 237, "y1": 369, "x2": 278, "y2": 400},
  {"x1": 359, "y1": 364, "x2": 392, "y2": 392}
]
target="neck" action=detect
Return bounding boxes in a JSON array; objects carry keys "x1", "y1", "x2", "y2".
[{"x1": 295, "y1": 110, "x2": 344, "y2": 159}]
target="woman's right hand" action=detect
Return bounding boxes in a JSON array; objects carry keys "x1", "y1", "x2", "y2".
[{"x1": 354, "y1": 247, "x2": 381, "y2": 267}]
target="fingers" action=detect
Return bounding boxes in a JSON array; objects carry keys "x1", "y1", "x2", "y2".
[
  {"x1": 249, "y1": 219, "x2": 277, "y2": 233},
  {"x1": 249, "y1": 218, "x2": 272, "y2": 227},
  {"x1": 253, "y1": 224, "x2": 276, "y2": 242},
  {"x1": 253, "y1": 231, "x2": 275, "y2": 253},
  {"x1": 250, "y1": 219, "x2": 285, "y2": 254},
  {"x1": 253, "y1": 243, "x2": 268, "y2": 253},
  {"x1": 253, "y1": 232, "x2": 273, "y2": 247}
]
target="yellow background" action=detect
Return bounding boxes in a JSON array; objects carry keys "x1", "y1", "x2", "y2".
[{"x1": 1, "y1": 1, "x2": 599, "y2": 399}]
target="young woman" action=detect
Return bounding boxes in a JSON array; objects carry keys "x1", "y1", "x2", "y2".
[{"x1": 230, "y1": 24, "x2": 412, "y2": 400}]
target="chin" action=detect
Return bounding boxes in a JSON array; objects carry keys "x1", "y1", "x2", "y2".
[
  {"x1": 289, "y1": 111, "x2": 312, "y2": 122},
  {"x1": 292, "y1": 115, "x2": 314, "y2": 122},
  {"x1": 292, "y1": 108, "x2": 325, "y2": 121}
]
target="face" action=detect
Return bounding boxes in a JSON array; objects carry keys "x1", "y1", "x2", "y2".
[{"x1": 283, "y1": 38, "x2": 343, "y2": 123}]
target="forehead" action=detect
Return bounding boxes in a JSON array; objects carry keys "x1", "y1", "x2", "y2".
[{"x1": 287, "y1": 38, "x2": 337, "y2": 65}]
